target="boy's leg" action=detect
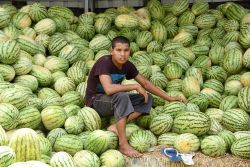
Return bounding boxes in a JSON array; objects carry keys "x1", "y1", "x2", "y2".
[{"x1": 116, "y1": 116, "x2": 142, "y2": 157}]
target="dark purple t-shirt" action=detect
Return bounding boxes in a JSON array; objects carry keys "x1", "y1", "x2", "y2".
[{"x1": 85, "y1": 55, "x2": 139, "y2": 107}]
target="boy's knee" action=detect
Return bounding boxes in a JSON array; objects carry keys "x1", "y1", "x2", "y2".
[{"x1": 113, "y1": 92, "x2": 130, "y2": 101}]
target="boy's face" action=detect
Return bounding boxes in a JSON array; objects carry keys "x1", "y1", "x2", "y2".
[{"x1": 110, "y1": 42, "x2": 130, "y2": 66}]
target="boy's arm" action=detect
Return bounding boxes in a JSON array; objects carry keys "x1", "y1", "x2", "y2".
[
  {"x1": 134, "y1": 73, "x2": 184, "y2": 102},
  {"x1": 99, "y1": 74, "x2": 149, "y2": 102}
]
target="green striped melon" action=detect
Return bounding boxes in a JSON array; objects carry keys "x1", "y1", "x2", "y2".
[
  {"x1": 206, "y1": 66, "x2": 227, "y2": 83},
  {"x1": 48, "y1": 34, "x2": 68, "y2": 55},
  {"x1": 76, "y1": 82, "x2": 87, "y2": 100},
  {"x1": 115, "y1": 14, "x2": 138, "y2": 29},
  {"x1": 0, "y1": 39, "x2": 20, "y2": 64},
  {"x1": 58, "y1": 44, "x2": 80, "y2": 65},
  {"x1": 50, "y1": 151, "x2": 76, "y2": 167},
  {"x1": 136, "y1": 31, "x2": 153, "y2": 48},
  {"x1": 207, "y1": 118, "x2": 223, "y2": 135},
  {"x1": 48, "y1": 6, "x2": 74, "y2": 23},
  {"x1": 201, "y1": 135, "x2": 226, "y2": 157},
  {"x1": 163, "y1": 62, "x2": 182, "y2": 80},
  {"x1": 14, "y1": 75, "x2": 38, "y2": 92},
  {"x1": 106, "y1": 131, "x2": 118, "y2": 149},
  {"x1": 12, "y1": 55, "x2": 32, "y2": 76},
  {"x1": 50, "y1": 16, "x2": 70, "y2": 33},
  {"x1": 0, "y1": 7, "x2": 11, "y2": 28},
  {"x1": 54, "y1": 77, "x2": 76, "y2": 95},
  {"x1": 172, "y1": 0, "x2": 189, "y2": 16},
  {"x1": 177, "y1": 10, "x2": 195, "y2": 26},
  {"x1": 77, "y1": 107, "x2": 101, "y2": 131},
  {"x1": 188, "y1": 93, "x2": 209, "y2": 112},
  {"x1": 0, "y1": 125, "x2": 7, "y2": 146},
  {"x1": 9, "y1": 128, "x2": 41, "y2": 162},
  {"x1": 54, "y1": 134, "x2": 83, "y2": 156},
  {"x1": 64, "y1": 116, "x2": 84, "y2": 135},
  {"x1": 0, "y1": 64, "x2": 15, "y2": 81},
  {"x1": 73, "y1": 150, "x2": 100, "y2": 167},
  {"x1": 176, "y1": 47, "x2": 196, "y2": 64},
  {"x1": 157, "y1": 132, "x2": 178, "y2": 146},
  {"x1": 186, "y1": 103, "x2": 200, "y2": 112},
  {"x1": 222, "y1": 108, "x2": 250, "y2": 132},
  {"x1": 41, "y1": 106, "x2": 67, "y2": 130},
  {"x1": 100, "y1": 150, "x2": 125, "y2": 167},
  {"x1": 64, "y1": 104, "x2": 81, "y2": 118},
  {"x1": 234, "y1": 131, "x2": 250, "y2": 140},
  {"x1": 46, "y1": 128, "x2": 67, "y2": 147},
  {"x1": 195, "y1": 14, "x2": 216, "y2": 29},
  {"x1": 174, "y1": 133, "x2": 200, "y2": 153},
  {"x1": 129, "y1": 130, "x2": 151, "y2": 153},
  {"x1": 66, "y1": 66, "x2": 85, "y2": 85},
  {"x1": 231, "y1": 137, "x2": 250, "y2": 158},
  {"x1": 162, "y1": 13, "x2": 177, "y2": 26},
  {"x1": 219, "y1": 95, "x2": 238, "y2": 111},
  {"x1": 38, "y1": 87, "x2": 60, "y2": 100},
  {"x1": 62, "y1": 91, "x2": 83, "y2": 107},
  {"x1": 34, "y1": 18, "x2": 56, "y2": 35},
  {"x1": 12, "y1": 12, "x2": 31, "y2": 29},
  {"x1": 218, "y1": 129, "x2": 236, "y2": 151},
  {"x1": 149, "y1": 72, "x2": 168, "y2": 90},
  {"x1": 191, "y1": 44, "x2": 209, "y2": 57},
  {"x1": 38, "y1": 136, "x2": 52, "y2": 156},
  {"x1": 191, "y1": 1, "x2": 209, "y2": 16},
  {"x1": 44, "y1": 56, "x2": 69, "y2": 73},
  {"x1": 182, "y1": 76, "x2": 200, "y2": 98},
  {"x1": 205, "y1": 108, "x2": 224, "y2": 123},
  {"x1": 31, "y1": 65, "x2": 52, "y2": 87},
  {"x1": 33, "y1": 53, "x2": 46, "y2": 66},
  {"x1": 223, "y1": 48, "x2": 243, "y2": 74},
  {"x1": 238, "y1": 87, "x2": 250, "y2": 113},
  {"x1": 224, "y1": 80, "x2": 243, "y2": 96},
  {"x1": 243, "y1": 48, "x2": 250, "y2": 68},
  {"x1": 240, "y1": 72, "x2": 250, "y2": 87},
  {"x1": 201, "y1": 88, "x2": 222, "y2": 108},
  {"x1": 29, "y1": 3, "x2": 48, "y2": 22},
  {"x1": 22, "y1": 27, "x2": 36, "y2": 39},
  {"x1": 0, "y1": 146, "x2": 16, "y2": 167},
  {"x1": 166, "y1": 79, "x2": 182, "y2": 92},
  {"x1": 0, "y1": 88, "x2": 29, "y2": 110},
  {"x1": 147, "y1": 41, "x2": 162, "y2": 53},
  {"x1": 84, "y1": 130, "x2": 110, "y2": 155},
  {"x1": 172, "y1": 111, "x2": 210, "y2": 136},
  {"x1": 162, "y1": 102, "x2": 186, "y2": 118},
  {"x1": 89, "y1": 35, "x2": 111, "y2": 53},
  {"x1": 17, "y1": 35, "x2": 45, "y2": 55},
  {"x1": 173, "y1": 31, "x2": 193, "y2": 47},
  {"x1": 150, "y1": 21, "x2": 167, "y2": 43},
  {"x1": 17, "y1": 106, "x2": 41, "y2": 129},
  {"x1": 76, "y1": 23, "x2": 95, "y2": 41},
  {"x1": 95, "y1": 17, "x2": 111, "y2": 35},
  {"x1": 149, "y1": 113, "x2": 173, "y2": 135},
  {"x1": 225, "y1": 3, "x2": 246, "y2": 21},
  {"x1": 203, "y1": 79, "x2": 224, "y2": 94},
  {"x1": 52, "y1": 71, "x2": 66, "y2": 84}
]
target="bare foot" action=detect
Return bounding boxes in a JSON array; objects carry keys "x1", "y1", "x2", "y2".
[
  {"x1": 107, "y1": 124, "x2": 118, "y2": 135},
  {"x1": 119, "y1": 143, "x2": 142, "y2": 158}
]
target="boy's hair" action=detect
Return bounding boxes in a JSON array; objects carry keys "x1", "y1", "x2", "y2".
[{"x1": 111, "y1": 36, "x2": 130, "y2": 49}]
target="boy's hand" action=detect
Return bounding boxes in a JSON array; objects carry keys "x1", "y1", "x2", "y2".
[
  {"x1": 135, "y1": 85, "x2": 148, "y2": 103},
  {"x1": 169, "y1": 96, "x2": 187, "y2": 103}
]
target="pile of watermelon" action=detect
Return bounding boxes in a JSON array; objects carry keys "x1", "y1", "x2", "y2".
[{"x1": 0, "y1": 0, "x2": 250, "y2": 166}]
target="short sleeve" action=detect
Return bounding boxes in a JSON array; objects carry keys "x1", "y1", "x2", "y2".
[
  {"x1": 93, "y1": 59, "x2": 110, "y2": 76},
  {"x1": 126, "y1": 61, "x2": 139, "y2": 79}
]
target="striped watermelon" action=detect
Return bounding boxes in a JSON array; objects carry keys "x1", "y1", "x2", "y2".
[
  {"x1": 46, "y1": 128, "x2": 67, "y2": 147},
  {"x1": 157, "y1": 132, "x2": 178, "y2": 146},
  {"x1": 0, "y1": 40, "x2": 20, "y2": 64},
  {"x1": 9, "y1": 128, "x2": 41, "y2": 162},
  {"x1": 129, "y1": 130, "x2": 151, "y2": 153},
  {"x1": 64, "y1": 116, "x2": 84, "y2": 135},
  {"x1": 0, "y1": 125, "x2": 7, "y2": 146},
  {"x1": 54, "y1": 134, "x2": 83, "y2": 156},
  {"x1": 218, "y1": 129, "x2": 236, "y2": 151},
  {"x1": 231, "y1": 137, "x2": 250, "y2": 158},
  {"x1": 12, "y1": 12, "x2": 31, "y2": 29},
  {"x1": 238, "y1": 87, "x2": 250, "y2": 113},
  {"x1": 41, "y1": 106, "x2": 67, "y2": 130},
  {"x1": 17, "y1": 106, "x2": 41, "y2": 129},
  {"x1": 0, "y1": 146, "x2": 16, "y2": 167},
  {"x1": 100, "y1": 150, "x2": 125, "y2": 167},
  {"x1": 89, "y1": 35, "x2": 111, "y2": 53},
  {"x1": 54, "y1": 77, "x2": 76, "y2": 95},
  {"x1": 48, "y1": 6, "x2": 74, "y2": 23},
  {"x1": 50, "y1": 152, "x2": 76, "y2": 167},
  {"x1": 73, "y1": 150, "x2": 100, "y2": 167},
  {"x1": 219, "y1": 95, "x2": 238, "y2": 111},
  {"x1": 222, "y1": 108, "x2": 250, "y2": 132},
  {"x1": 223, "y1": 48, "x2": 243, "y2": 74},
  {"x1": 0, "y1": 103, "x2": 19, "y2": 131},
  {"x1": 84, "y1": 130, "x2": 110, "y2": 155},
  {"x1": 149, "y1": 113, "x2": 173, "y2": 135},
  {"x1": 172, "y1": 111, "x2": 211, "y2": 136},
  {"x1": 201, "y1": 135, "x2": 226, "y2": 157},
  {"x1": 174, "y1": 133, "x2": 200, "y2": 153},
  {"x1": 77, "y1": 107, "x2": 101, "y2": 131}
]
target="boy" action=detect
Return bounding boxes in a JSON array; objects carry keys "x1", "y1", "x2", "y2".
[{"x1": 85, "y1": 36, "x2": 183, "y2": 157}]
